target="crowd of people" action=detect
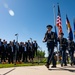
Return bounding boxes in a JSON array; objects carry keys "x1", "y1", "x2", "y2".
[{"x1": 0, "y1": 39, "x2": 38, "y2": 64}]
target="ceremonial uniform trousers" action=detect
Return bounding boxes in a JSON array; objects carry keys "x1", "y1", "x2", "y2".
[
  {"x1": 47, "y1": 41, "x2": 55, "y2": 65},
  {"x1": 69, "y1": 48, "x2": 74, "y2": 64},
  {"x1": 61, "y1": 49, "x2": 66, "y2": 66}
]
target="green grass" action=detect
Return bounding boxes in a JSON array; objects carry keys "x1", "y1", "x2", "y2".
[
  {"x1": 0, "y1": 63, "x2": 46, "y2": 68},
  {"x1": 0, "y1": 57, "x2": 47, "y2": 68}
]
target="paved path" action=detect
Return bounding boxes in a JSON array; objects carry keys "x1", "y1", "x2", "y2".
[{"x1": 0, "y1": 65, "x2": 75, "y2": 75}]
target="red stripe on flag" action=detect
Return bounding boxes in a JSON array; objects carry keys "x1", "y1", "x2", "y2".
[{"x1": 56, "y1": 5, "x2": 63, "y2": 36}]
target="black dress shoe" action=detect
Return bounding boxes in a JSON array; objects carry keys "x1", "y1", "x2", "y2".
[
  {"x1": 61, "y1": 64, "x2": 63, "y2": 67},
  {"x1": 51, "y1": 66, "x2": 56, "y2": 68},
  {"x1": 45, "y1": 64, "x2": 49, "y2": 68},
  {"x1": 64, "y1": 64, "x2": 67, "y2": 66},
  {"x1": 70, "y1": 63, "x2": 73, "y2": 66}
]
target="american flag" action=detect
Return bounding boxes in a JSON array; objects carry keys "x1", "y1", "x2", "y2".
[
  {"x1": 15, "y1": 33, "x2": 18, "y2": 36},
  {"x1": 56, "y1": 5, "x2": 63, "y2": 36}
]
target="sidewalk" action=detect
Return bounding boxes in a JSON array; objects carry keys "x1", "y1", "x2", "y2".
[{"x1": 0, "y1": 64, "x2": 75, "y2": 75}]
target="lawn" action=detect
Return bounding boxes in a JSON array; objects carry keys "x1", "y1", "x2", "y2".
[{"x1": 0, "y1": 62, "x2": 46, "y2": 68}]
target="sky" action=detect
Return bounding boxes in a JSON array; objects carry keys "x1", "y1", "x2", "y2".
[{"x1": 0, "y1": 0, "x2": 75, "y2": 57}]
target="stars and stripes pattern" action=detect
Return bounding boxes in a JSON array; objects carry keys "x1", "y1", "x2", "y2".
[{"x1": 56, "y1": 5, "x2": 63, "y2": 36}]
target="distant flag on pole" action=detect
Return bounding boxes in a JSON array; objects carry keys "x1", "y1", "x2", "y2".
[
  {"x1": 15, "y1": 33, "x2": 18, "y2": 36},
  {"x1": 56, "y1": 4, "x2": 63, "y2": 36},
  {"x1": 66, "y1": 15, "x2": 73, "y2": 40},
  {"x1": 74, "y1": 18, "x2": 75, "y2": 39}
]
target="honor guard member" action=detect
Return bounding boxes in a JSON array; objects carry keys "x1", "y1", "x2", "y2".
[
  {"x1": 58, "y1": 33, "x2": 68, "y2": 67},
  {"x1": 43, "y1": 25, "x2": 57, "y2": 69},
  {"x1": 68, "y1": 39, "x2": 75, "y2": 66}
]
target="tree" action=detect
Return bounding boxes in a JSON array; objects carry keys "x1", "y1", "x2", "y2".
[{"x1": 36, "y1": 50, "x2": 45, "y2": 58}]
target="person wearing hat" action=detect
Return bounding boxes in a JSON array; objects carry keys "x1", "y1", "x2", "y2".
[
  {"x1": 58, "y1": 32, "x2": 68, "y2": 67},
  {"x1": 43, "y1": 24, "x2": 57, "y2": 69}
]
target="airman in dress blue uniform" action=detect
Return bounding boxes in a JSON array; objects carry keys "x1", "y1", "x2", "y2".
[
  {"x1": 58, "y1": 33, "x2": 68, "y2": 67},
  {"x1": 68, "y1": 39, "x2": 75, "y2": 66},
  {"x1": 43, "y1": 25, "x2": 57, "y2": 69}
]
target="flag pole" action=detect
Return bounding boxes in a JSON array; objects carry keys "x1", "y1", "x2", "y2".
[{"x1": 53, "y1": 4, "x2": 59, "y2": 63}]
